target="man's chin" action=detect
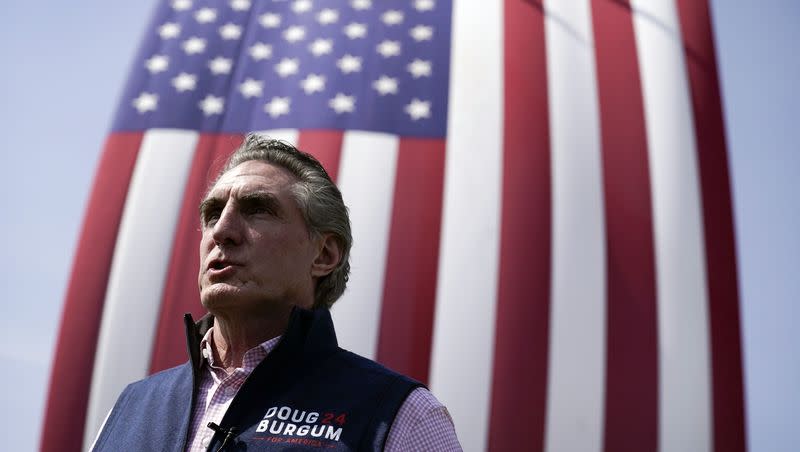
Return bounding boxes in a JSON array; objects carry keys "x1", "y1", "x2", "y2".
[{"x1": 200, "y1": 284, "x2": 245, "y2": 309}]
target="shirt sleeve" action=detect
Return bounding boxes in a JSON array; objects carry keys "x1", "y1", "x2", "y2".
[{"x1": 384, "y1": 387, "x2": 463, "y2": 451}]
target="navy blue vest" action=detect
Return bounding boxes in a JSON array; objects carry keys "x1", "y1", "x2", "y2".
[{"x1": 92, "y1": 307, "x2": 422, "y2": 451}]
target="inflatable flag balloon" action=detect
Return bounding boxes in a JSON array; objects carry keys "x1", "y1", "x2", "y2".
[{"x1": 42, "y1": 1, "x2": 745, "y2": 451}]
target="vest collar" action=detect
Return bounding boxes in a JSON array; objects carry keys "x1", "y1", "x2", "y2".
[{"x1": 183, "y1": 306, "x2": 338, "y2": 376}]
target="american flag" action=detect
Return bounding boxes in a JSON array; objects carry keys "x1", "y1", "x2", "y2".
[{"x1": 42, "y1": 1, "x2": 746, "y2": 451}]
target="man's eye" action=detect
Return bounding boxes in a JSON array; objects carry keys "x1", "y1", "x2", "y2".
[
  {"x1": 241, "y1": 198, "x2": 276, "y2": 216},
  {"x1": 246, "y1": 204, "x2": 272, "y2": 215},
  {"x1": 202, "y1": 210, "x2": 222, "y2": 226}
]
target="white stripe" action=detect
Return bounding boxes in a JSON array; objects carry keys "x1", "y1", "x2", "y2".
[
  {"x1": 254, "y1": 128, "x2": 299, "y2": 146},
  {"x1": 631, "y1": 2, "x2": 713, "y2": 451},
  {"x1": 428, "y1": 0, "x2": 503, "y2": 449},
  {"x1": 83, "y1": 129, "x2": 198, "y2": 449},
  {"x1": 543, "y1": 2, "x2": 607, "y2": 452},
  {"x1": 330, "y1": 131, "x2": 399, "y2": 360}
]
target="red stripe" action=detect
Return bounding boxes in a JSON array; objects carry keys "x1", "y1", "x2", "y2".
[
  {"x1": 41, "y1": 133, "x2": 143, "y2": 451},
  {"x1": 675, "y1": 2, "x2": 747, "y2": 450},
  {"x1": 149, "y1": 134, "x2": 243, "y2": 373},
  {"x1": 488, "y1": 1, "x2": 551, "y2": 450},
  {"x1": 376, "y1": 139, "x2": 446, "y2": 384},
  {"x1": 297, "y1": 130, "x2": 344, "y2": 181},
  {"x1": 591, "y1": 2, "x2": 659, "y2": 450}
]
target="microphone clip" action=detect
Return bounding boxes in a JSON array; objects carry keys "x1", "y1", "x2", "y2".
[{"x1": 207, "y1": 422, "x2": 238, "y2": 451}]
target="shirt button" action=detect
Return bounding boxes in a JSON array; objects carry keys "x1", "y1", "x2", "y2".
[
  {"x1": 223, "y1": 386, "x2": 236, "y2": 397},
  {"x1": 201, "y1": 435, "x2": 211, "y2": 446}
]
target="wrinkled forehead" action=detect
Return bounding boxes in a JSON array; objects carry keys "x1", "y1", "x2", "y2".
[{"x1": 206, "y1": 160, "x2": 298, "y2": 199}]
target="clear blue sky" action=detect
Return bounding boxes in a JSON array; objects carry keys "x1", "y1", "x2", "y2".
[{"x1": 0, "y1": 1, "x2": 797, "y2": 451}]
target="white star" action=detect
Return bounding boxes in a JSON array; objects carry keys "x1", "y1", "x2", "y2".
[
  {"x1": 350, "y1": 0, "x2": 371, "y2": 10},
  {"x1": 199, "y1": 95, "x2": 225, "y2": 116},
  {"x1": 145, "y1": 55, "x2": 169, "y2": 73},
  {"x1": 230, "y1": 0, "x2": 251, "y2": 11},
  {"x1": 414, "y1": 0, "x2": 435, "y2": 11},
  {"x1": 182, "y1": 37, "x2": 207, "y2": 54},
  {"x1": 264, "y1": 97, "x2": 291, "y2": 117},
  {"x1": 172, "y1": 0, "x2": 192, "y2": 11},
  {"x1": 172, "y1": 72, "x2": 197, "y2": 92},
  {"x1": 259, "y1": 13, "x2": 281, "y2": 28},
  {"x1": 158, "y1": 22, "x2": 181, "y2": 39},
  {"x1": 283, "y1": 25, "x2": 306, "y2": 43},
  {"x1": 376, "y1": 40, "x2": 401, "y2": 57},
  {"x1": 372, "y1": 76, "x2": 398, "y2": 95},
  {"x1": 317, "y1": 9, "x2": 338, "y2": 25},
  {"x1": 132, "y1": 92, "x2": 158, "y2": 113},
  {"x1": 336, "y1": 54, "x2": 362, "y2": 73},
  {"x1": 405, "y1": 98, "x2": 431, "y2": 120},
  {"x1": 329, "y1": 93, "x2": 355, "y2": 113},
  {"x1": 274, "y1": 58, "x2": 299, "y2": 77},
  {"x1": 291, "y1": 0, "x2": 313, "y2": 13},
  {"x1": 239, "y1": 78, "x2": 263, "y2": 98},
  {"x1": 219, "y1": 23, "x2": 242, "y2": 40},
  {"x1": 407, "y1": 59, "x2": 432, "y2": 78},
  {"x1": 248, "y1": 42, "x2": 273, "y2": 60},
  {"x1": 344, "y1": 22, "x2": 367, "y2": 39},
  {"x1": 410, "y1": 25, "x2": 434, "y2": 41},
  {"x1": 308, "y1": 38, "x2": 333, "y2": 56},
  {"x1": 195, "y1": 8, "x2": 217, "y2": 23},
  {"x1": 208, "y1": 56, "x2": 233, "y2": 75},
  {"x1": 300, "y1": 74, "x2": 326, "y2": 94},
  {"x1": 381, "y1": 10, "x2": 404, "y2": 25}
]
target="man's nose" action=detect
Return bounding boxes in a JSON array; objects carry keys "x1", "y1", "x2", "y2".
[{"x1": 211, "y1": 203, "x2": 243, "y2": 246}]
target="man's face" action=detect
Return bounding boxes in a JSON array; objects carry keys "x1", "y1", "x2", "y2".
[{"x1": 198, "y1": 160, "x2": 320, "y2": 314}]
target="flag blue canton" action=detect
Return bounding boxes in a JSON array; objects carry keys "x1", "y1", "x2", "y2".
[{"x1": 112, "y1": 0, "x2": 451, "y2": 138}]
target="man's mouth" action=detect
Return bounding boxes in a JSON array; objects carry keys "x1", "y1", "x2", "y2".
[{"x1": 208, "y1": 258, "x2": 237, "y2": 271}]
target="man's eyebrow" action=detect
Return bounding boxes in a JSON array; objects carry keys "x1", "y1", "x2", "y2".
[
  {"x1": 198, "y1": 196, "x2": 224, "y2": 217},
  {"x1": 238, "y1": 191, "x2": 284, "y2": 215},
  {"x1": 198, "y1": 192, "x2": 284, "y2": 216}
]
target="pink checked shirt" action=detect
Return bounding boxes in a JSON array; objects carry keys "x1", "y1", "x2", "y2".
[{"x1": 185, "y1": 328, "x2": 461, "y2": 451}]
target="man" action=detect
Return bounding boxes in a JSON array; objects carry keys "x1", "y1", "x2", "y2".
[{"x1": 91, "y1": 134, "x2": 462, "y2": 451}]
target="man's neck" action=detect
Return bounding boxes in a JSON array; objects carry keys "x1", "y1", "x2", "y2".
[{"x1": 210, "y1": 305, "x2": 293, "y2": 372}]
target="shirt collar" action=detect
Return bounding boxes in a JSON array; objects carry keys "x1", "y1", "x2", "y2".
[{"x1": 199, "y1": 326, "x2": 282, "y2": 372}]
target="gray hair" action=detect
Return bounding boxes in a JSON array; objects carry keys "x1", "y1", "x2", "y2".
[{"x1": 217, "y1": 133, "x2": 352, "y2": 308}]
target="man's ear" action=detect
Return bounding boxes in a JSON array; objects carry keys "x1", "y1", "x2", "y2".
[{"x1": 311, "y1": 233, "x2": 342, "y2": 278}]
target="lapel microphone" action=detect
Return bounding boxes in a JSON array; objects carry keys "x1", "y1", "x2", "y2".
[{"x1": 207, "y1": 422, "x2": 238, "y2": 452}]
